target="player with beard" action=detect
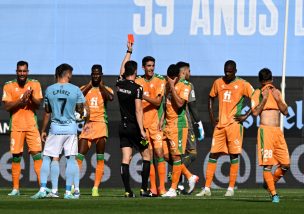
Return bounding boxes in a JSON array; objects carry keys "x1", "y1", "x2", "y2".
[{"x1": 2, "y1": 61, "x2": 43, "y2": 196}]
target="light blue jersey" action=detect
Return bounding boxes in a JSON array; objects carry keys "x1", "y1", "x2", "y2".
[{"x1": 44, "y1": 83, "x2": 85, "y2": 135}]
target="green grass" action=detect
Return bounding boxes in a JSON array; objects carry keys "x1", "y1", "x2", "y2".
[{"x1": 0, "y1": 188, "x2": 303, "y2": 214}]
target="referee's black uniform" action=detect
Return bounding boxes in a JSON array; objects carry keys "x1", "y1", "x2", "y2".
[
  {"x1": 116, "y1": 77, "x2": 150, "y2": 197},
  {"x1": 116, "y1": 78, "x2": 147, "y2": 150}
]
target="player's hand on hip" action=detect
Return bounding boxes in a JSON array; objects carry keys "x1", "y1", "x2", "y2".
[{"x1": 234, "y1": 114, "x2": 247, "y2": 123}]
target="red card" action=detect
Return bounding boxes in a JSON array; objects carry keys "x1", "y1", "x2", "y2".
[{"x1": 128, "y1": 34, "x2": 134, "y2": 43}]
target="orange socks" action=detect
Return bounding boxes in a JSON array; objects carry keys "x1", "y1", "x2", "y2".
[
  {"x1": 32, "y1": 153, "x2": 43, "y2": 185},
  {"x1": 205, "y1": 159, "x2": 217, "y2": 188},
  {"x1": 149, "y1": 161, "x2": 157, "y2": 193},
  {"x1": 229, "y1": 158, "x2": 239, "y2": 188},
  {"x1": 12, "y1": 156, "x2": 22, "y2": 190},
  {"x1": 76, "y1": 153, "x2": 84, "y2": 171},
  {"x1": 181, "y1": 164, "x2": 192, "y2": 180},
  {"x1": 264, "y1": 169, "x2": 276, "y2": 195},
  {"x1": 157, "y1": 158, "x2": 166, "y2": 192},
  {"x1": 94, "y1": 154, "x2": 105, "y2": 188},
  {"x1": 171, "y1": 160, "x2": 182, "y2": 189}
]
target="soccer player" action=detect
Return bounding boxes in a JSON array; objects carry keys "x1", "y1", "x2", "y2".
[
  {"x1": 135, "y1": 56, "x2": 166, "y2": 196},
  {"x1": 251, "y1": 68, "x2": 290, "y2": 203},
  {"x1": 117, "y1": 42, "x2": 151, "y2": 197},
  {"x1": 31, "y1": 63, "x2": 85, "y2": 199},
  {"x1": 175, "y1": 61, "x2": 204, "y2": 194},
  {"x1": 196, "y1": 60, "x2": 254, "y2": 197},
  {"x1": 76, "y1": 64, "x2": 114, "y2": 197},
  {"x1": 161, "y1": 63, "x2": 198, "y2": 197},
  {"x1": 2, "y1": 61, "x2": 43, "y2": 196}
]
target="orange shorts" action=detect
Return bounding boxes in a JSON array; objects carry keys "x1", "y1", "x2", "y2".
[
  {"x1": 10, "y1": 129, "x2": 42, "y2": 154},
  {"x1": 210, "y1": 122, "x2": 243, "y2": 154},
  {"x1": 257, "y1": 125, "x2": 290, "y2": 166},
  {"x1": 79, "y1": 121, "x2": 108, "y2": 147},
  {"x1": 145, "y1": 122, "x2": 163, "y2": 150},
  {"x1": 164, "y1": 126, "x2": 188, "y2": 156}
]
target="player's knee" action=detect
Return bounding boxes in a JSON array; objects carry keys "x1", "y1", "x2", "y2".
[
  {"x1": 12, "y1": 156, "x2": 22, "y2": 163},
  {"x1": 209, "y1": 153, "x2": 219, "y2": 160},
  {"x1": 142, "y1": 151, "x2": 150, "y2": 161},
  {"x1": 154, "y1": 149, "x2": 164, "y2": 159},
  {"x1": 281, "y1": 164, "x2": 290, "y2": 171},
  {"x1": 76, "y1": 153, "x2": 85, "y2": 161},
  {"x1": 122, "y1": 155, "x2": 132, "y2": 164},
  {"x1": 229, "y1": 154, "x2": 239, "y2": 160},
  {"x1": 31, "y1": 152, "x2": 42, "y2": 161},
  {"x1": 263, "y1": 166, "x2": 272, "y2": 171},
  {"x1": 163, "y1": 153, "x2": 170, "y2": 161}
]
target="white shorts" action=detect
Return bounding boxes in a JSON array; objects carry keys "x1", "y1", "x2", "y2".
[{"x1": 43, "y1": 134, "x2": 78, "y2": 158}]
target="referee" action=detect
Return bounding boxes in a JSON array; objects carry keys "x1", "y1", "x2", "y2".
[{"x1": 116, "y1": 41, "x2": 151, "y2": 197}]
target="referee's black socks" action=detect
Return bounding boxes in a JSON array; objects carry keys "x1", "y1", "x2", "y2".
[
  {"x1": 121, "y1": 163, "x2": 132, "y2": 193},
  {"x1": 141, "y1": 160, "x2": 150, "y2": 191}
]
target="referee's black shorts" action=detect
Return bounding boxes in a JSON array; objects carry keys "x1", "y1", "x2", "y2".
[{"x1": 119, "y1": 122, "x2": 148, "y2": 151}]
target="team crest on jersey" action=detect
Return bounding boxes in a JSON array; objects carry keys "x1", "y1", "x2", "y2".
[
  {"x1": 234, "y1": 85, "x2": 239, "y2": 90},
  {"x1": 223, "y1": 90, "x2": 232, "y2": 102},
  {"x1": 155, "y1": 134, "x2": 162, "y2": 141}
]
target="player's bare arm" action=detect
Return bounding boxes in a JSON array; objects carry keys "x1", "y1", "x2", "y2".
[
  {"x1": 99, "y1": 82, "x2": 114, "y2": 101},
  {"x1": 208, "y1": 96, "x2": 217, "y2": 127},
  {"x1": 3, "y1": 99, "x2": 25, "y2": 112},
  {"x1": 142, "y1": 94, "x2": 162, "y2": 107},
  {"x1": 119, "y1": 42, "x2": 133, "y2": 77},
  {"x1": 40, "y1": 112, "x2": 51, "y2": 143},
  {"x1": 234, "y1": 109, "x2": 252, "y2": 123},
  {"x1": 81, "y1": 82, "x2": 93, "y2": 96},
  {"x1": 252, "y1": 88, "x2": 269, "y2": 116},
  {"x1": 168, "y1": 77, "x2": 185, "y2": 108},
  {"x1": 272, "y1": 88, "x2": 288, "y2": 116}
]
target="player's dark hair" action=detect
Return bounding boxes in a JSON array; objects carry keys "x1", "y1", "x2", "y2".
[
  {"x1": 176, "y1": 61, "x2": 190, "y2": 71},
  {"x1": 259, "y1": 68, "x2": 272, "y2": 83},
  {"x1": 224, "y1": 60, "x2": 237, "y2": 70},
  {"x1": 167, "y1": 64, "x2": 179, "y2": 79},
  {"x1": 142, "y1": 56, "x2": 155, "y2": 66},
  {"x1": 55, "y1": 63, "x2": 73, "y2": 79},
  {"x1": 17, "y1": 60, "x2": 28, "y2": 68},
  {"x1": 124, "y1": 60, "x2": 137, "y2": 77},
  {"x1": 91, "y1": 64, "x2": 103, "y2": 75}
]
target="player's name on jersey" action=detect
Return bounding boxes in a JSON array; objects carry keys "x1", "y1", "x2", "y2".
[{"x1": 52, "y1": 89, "x2": 70, "y2": 96}]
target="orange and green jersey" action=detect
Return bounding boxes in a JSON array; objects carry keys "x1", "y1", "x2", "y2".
[
  {"x1": 135, "y1": 74, "x2": 165, "y2": 128},
  {"x1": 209, "y1": 77, "x2": 254, "y2": 128},
  {"x1": 2, "y1": 79, "x2": 43, "y2": 131},
  {"x1": 165, "y1": 79, "x2": 191, "y2": 128},
  {"x1": 251, "y1": 84, "x2": 282, "y2": 112},
  {"x1": 81, "y1": 85, "x2": 113, "y2": 123}
]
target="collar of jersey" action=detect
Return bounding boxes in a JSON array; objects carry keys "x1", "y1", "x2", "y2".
[
  {"x1": 142, "y1": 74, "x2": 155, "y2": 82},
  {"x1": 222, "y1": 76, "x2": 239, "y2": 84}
]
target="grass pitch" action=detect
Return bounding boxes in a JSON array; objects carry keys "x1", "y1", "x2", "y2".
[{"x1": 0, "y1": 188, "x2": 303, "y2": 214}]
